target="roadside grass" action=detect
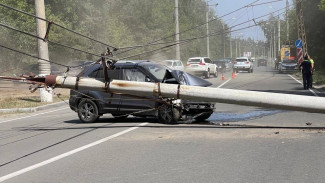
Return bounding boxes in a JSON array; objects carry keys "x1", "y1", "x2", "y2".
[
  {"x1": 0, "y1": 111, "x2": 26, "y2": 117},
  {"x1": 0, "y1": 95, "x2": 70, "y2": 109},
  {"x1": 294, "y1": 71, "x2": 325, "y2": 85},
  {"x1": 313, "y1": 72, "x2": 325, "y2": 85}
]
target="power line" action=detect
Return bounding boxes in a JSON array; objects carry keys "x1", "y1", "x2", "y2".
[
  {"x1": 0, "y1": 44, "x2": 68, "y2": 68},
  {"x1": 0, "y1": 22, "x2": 102, "y2": 58},
  {"x1": 116, "y1": 0, "x2": 284, "y2": 55},
  {"x1": 0, "y1": 3, "x2": 118, "y2": 50},
  {"x1": 121, "y1": 6, "x2": 289, "y2": 60}
]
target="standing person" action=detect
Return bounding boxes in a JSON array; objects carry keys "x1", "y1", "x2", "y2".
[
  {"x1": 300, "y1": 55, "x2": 312, "y2": 90},
  {"x1": 274, "y1": 58, "x2": 279, "y2": 70},
  {"x1": 307, "y1": 54, "x2": 314, "y2": 88}
]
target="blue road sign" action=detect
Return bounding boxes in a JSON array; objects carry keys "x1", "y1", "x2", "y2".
[{"x1": 295, "y1": 39, "x2": 303, "y2": 48}]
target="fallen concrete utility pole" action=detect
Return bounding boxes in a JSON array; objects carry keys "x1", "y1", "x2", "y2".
[{"x1": 37, "y1": 75, "x2": 325, "y2": 114}]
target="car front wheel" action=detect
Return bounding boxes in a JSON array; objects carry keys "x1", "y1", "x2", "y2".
[
  {"x1": 158, "y1": 104, "x2": 181, "y2": 124},
  {"x1": 77, "y1": 99, "x2": 99, "y2": 123},
  {"x1": 213, "y1": 69, "x2": 218, "y2": 77}
]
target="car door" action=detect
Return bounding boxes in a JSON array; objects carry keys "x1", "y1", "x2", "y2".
[
  {"x1": 119, "y1": 68, "x2": 156, "y2": 114},
  {"x1": 205, "y1": 58, "x2": 214, "y2": 72},
  {"x1": 87, "y1": 68, "x2": 122, "y2": 113}
]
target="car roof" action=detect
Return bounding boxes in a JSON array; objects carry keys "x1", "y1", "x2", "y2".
[
  {"x1": 236, "y1": 57, "x2": 249, "y2": 59},
  {"x1": 165, "y1": 60, "x2": 181, "y2": 62},
  {"x1": 116, "y1": 60, "x2": 150, "y2": 64},
  {"x1": 189, "y1": 57, "x2": 208, "y2": 59}
]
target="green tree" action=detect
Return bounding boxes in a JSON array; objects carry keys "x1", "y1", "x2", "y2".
[{"x1": 319, "y1": 0, "x2": 325, "y2": 11}]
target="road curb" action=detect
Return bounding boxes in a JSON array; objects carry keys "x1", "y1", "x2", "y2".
[{"x1": 0, "y1": 101, "x2": 68, "y2": 113}]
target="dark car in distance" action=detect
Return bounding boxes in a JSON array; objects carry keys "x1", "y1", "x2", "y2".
[
  {"x1": 69, "y1": 60, "x2": 215, "y2": 124},
  {"x1": 257, "y1": 59, "x2": 267, "y2": 67},
  {"x1": 213, "y1": 59, "x2": 232, "y2": 71}
]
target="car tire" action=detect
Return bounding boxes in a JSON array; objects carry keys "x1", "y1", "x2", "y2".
[
  {"x1": 213, "y1": 69, "x2": 218, "y2": 77},
  {"x1": 158, "y1": 104, "x2": 181, "y2": 124},
  {"x1": 248, "y1": 68, "x2": 251, "y2": 73},
  {"x1": 77, "y1": 99, "x2": 99, "y2": 123},
  {"x1": 112, "y1": 114, "x2": 128, "y2": 119},
  {"x1": 195, "y1": 111, "x2": 213, "y2": 122},
  {"x1": 205, "y1": 70, "x2": 210, "y2": 79}
]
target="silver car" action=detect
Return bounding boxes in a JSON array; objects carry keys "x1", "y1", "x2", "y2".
[
  {"x1": 279, "y1": 59, "x2": 298, "y2": 73},
  {"x1": 164, "y1": 60, "x2": 184, "y2": 71},
  {"x1": 233, "y1": 57, "x2": 254, "y2": 73},
  {"x1": 185, "y1": 57, "x2": 218, "y2": 78}
]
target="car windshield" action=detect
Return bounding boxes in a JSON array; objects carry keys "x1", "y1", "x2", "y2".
[
  {"x1": 283, "y1": 60, "x2": 296, "y2": 64},
  {"x1": 189, "y1": 59, "x2": 201, "y2": 63},
  {"x1": 165, "y1": 62, "x2": 173, "y2": 66},
  {"x1": 236, "y1": 59, "x2": 247, "y2": 62},
  {"x1": 141, "y1": 64, "x2": 168, "y2": 80}
]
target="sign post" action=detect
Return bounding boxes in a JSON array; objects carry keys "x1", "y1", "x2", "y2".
[
  {"x1": 295, "y1": 39, "x2": 303, "y2": 64},
  {"x1": 295, "y1": 39, "x2": 303, "y2": 48}
]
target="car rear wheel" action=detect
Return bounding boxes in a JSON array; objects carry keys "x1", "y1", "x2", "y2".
[
  {"x1": 158, "y1": 104, "x2": 181, "y2": 124},
  {"x1": 77, "y1": 99, "x2": 99, "y2": 123},
  {"x1": 205, "y1": 70, "x2": 210, "y2": 79}
]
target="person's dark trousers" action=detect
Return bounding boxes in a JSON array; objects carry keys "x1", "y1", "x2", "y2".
[
  {"x1": 310, "y1": 73, "x2": 313, "y2": 88},
  {"x1": 303, "y1": 73, "x2": 311, "y2": 89}
]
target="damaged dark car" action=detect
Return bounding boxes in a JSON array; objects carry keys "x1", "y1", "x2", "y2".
[{"x1": 69, "y1": 60, "x2": 215, "y2": 123}]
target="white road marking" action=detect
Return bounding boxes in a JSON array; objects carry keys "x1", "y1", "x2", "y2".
[
  {"x1": 288, "y1": 74, "x2": 319, "y2": 97},
  {"x1": 217, "y1": 78, "x2": 231, "y2": 88},
  {"x1": 217, "y1": 72, "x2": 237, "y2": 88},
  {"x1": 0, "y1": 122, "x2": 148, "y2": 182},
  {"x1": 0, "y1": 107, "x2": 70, "y2": 124}
]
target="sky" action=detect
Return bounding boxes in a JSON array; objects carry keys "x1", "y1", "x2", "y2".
[{"x1": 208, "y1": 0, "x2": 292, "y2": 41}]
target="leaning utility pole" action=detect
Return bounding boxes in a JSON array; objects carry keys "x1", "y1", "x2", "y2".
[
  {"x1": 15, "y1": 75, "x2": 325, "y2": 114},
  {"x1": 222, "y1": 23, "x2": 226, "y2": 58},
  {"x1": 229, "y1": 29, "x2": 232, "y2": 58},
  {"x1": 296, "y1": 0, "x2": 307, "y2": 55},
  {"x1": 175, "y1": 0, "x2": 180, "y2": 60},
  {"x1": 286, "y1": 0, "x2": 289, "y2": 41},
  {"x1": 273, "y1": 28, "x2": 276, "y2": 58},
  {"x1": 35, "y1": 0, "x2": 52, "y2": 102},
  {"x1": 235, "y1": 37, "x2": 238, "y2": 58},
  {"x1": 206, "y1": 1, "x2": 210, "y2": 58},
  {"x1": 278, "y1": 15, "x2": 281, "y2": 54}
]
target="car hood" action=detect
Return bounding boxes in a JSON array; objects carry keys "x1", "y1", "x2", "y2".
[
  {"x1": 165, "y1": 69, "x2": 212, "y2": 87},
  {"x1": 281, "y1": 63, "x2": 297, "y2": 66}
]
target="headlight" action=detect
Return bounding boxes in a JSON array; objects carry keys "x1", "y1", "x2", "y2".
[{"x1": 172, "y1": 99, "x2": 182, "y2": 104}]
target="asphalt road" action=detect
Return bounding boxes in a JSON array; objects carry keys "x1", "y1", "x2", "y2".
[{"x1": 1, "y1": 66, "x2": 325, "y2": 183}]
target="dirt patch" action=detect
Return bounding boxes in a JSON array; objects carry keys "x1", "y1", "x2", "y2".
[{"x1": 0, "y1": 80, "x2": 70, "y2": 108}]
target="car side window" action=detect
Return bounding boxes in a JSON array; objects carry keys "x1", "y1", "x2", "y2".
[
  {"x1": 122, "y1": 69, "x2": 146, "y2": 82},
  {"x1": 88, "y1": 69, "x2": 104, "y2": 79},
  {"x1": 204, "y1": 58, "x2": 211, "y2": 63}
]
